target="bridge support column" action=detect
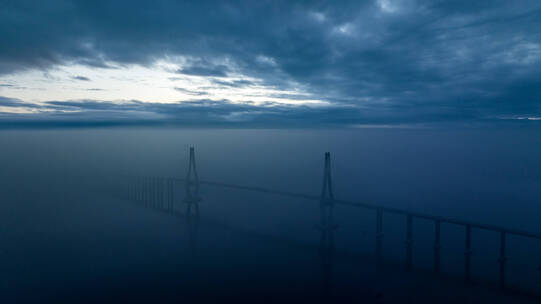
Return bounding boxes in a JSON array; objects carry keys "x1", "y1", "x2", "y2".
[
  {"x1": 498, "y1": 231, "x2": 507, "y2": 290},
  {"x1": 144, "y1": 176, "x2": 149, "y2": 207},
  {"x1": 465, "y1": 225, "x2": 472, "y2": 283},
  {"x1": 434, "y1": 220, "x2": 441, "y2": 273},
  {"x1": 167, "y1": 178, "x2": 174, "y2": 212},
  {"x1": 317, "y1": 152, "x2": 337, "y2": 301},
  {"x1": 376, "y1": 209, "x2": 383, "y2": 265},
  {"x1": 406, "y1": 215, "x2": 413, "y2": 271}
]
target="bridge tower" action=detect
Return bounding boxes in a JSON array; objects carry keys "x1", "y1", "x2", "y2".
[
  {"x1": 318, "y1": 152, "x2": 338, "y2": 299},
  {"x1": 319, "y1": 152, "x2": 338, "y2": 231},
  {"x1": 183, "y1": 147, "x2": 201, "y2": 217}
]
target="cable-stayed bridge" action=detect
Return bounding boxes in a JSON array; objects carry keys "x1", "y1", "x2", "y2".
[{"x1": 117, "y1": 147, "x2": 541, "y2": 301}]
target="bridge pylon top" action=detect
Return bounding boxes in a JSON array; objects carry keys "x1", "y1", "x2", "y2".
[{"x1": 184, "y1": 146, "x2": 201, "y2": 216}]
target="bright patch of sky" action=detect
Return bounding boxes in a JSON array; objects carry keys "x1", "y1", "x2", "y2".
[{"x1": 0, "y1": 59, "x2": 327, "y2": 109}]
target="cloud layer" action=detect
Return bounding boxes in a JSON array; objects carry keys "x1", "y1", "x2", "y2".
[
  {"x1": 0, "y1": 97, "x2": 368, "y2": 128},
  {"x1": 1, "y1": 0, "x2": 541, "y2": 125}
]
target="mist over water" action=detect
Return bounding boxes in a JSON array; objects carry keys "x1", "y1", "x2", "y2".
[{"x1": 2, "y1": 127, "x2": 541, "y2": 302}]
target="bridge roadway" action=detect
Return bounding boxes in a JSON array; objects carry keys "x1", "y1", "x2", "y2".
[
  {"x1": 120, "y1": 186, "x2": 541, "y2": 304},
  {"x1": 171, "y1": 177, "x2": 541, "y2": 240}
]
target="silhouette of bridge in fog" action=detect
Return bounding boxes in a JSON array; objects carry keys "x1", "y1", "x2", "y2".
[{"x1": 121, "y1": 147, "x2": 541, "y2": 299}]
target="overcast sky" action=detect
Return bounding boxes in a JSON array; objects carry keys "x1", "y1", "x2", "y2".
[{"x1": 1, "y1": 0, "x2": 540, "y2": 126}]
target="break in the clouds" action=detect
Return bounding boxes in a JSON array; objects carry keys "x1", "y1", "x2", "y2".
[{"x1": 0, "y1": 0, "x2": 540, "y2": 125}]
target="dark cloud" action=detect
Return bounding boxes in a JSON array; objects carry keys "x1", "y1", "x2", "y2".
[
  {"x1": 174, "y1": 87, "x2": 208, "y2": 96},
  {"x1": 211, "y1": 79, "x2": 255, "y2": 88},
  {"x1": 0, "y1": 96, "x2": 42, "y2": 108},
  {"x1": 45, "y1": 100, "x2": 142, "y2": 111},
  {"x1": 1, "y1": 96, "x2": 540, "y2": 129},
  {"x1": 72, "y1": 75, "x2": 91, "y2": 81},
  {"x1": 0, "y1": 96, "x2": 24, "y2": 107},
  {"x1": 177, "y1": 64, "x2": 229, "y2": 77},
  {"x1": 1, "y1": 0, "x2": 541, "y2": 124},
  {"x1": 0, "y1": 97, "x2": 370, "y2": 127}
]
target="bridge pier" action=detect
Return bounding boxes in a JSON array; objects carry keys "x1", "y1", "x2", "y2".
[
  {"x1": 376, "y1": 209, "x2": 383, "y2": 265},
  {"x1": 318, "y1": 152, "x2": 337, "y2": 229},
  {"x1": 406, "y1": 215, "x2": 413, "y2": 271},
  {"x1": 187, "y1": 216, "x2": 200, "y2": 260},
  {"x1": 498, "y1": 231, "x2": 507, "y2": 290},
  {"x1": 167, "y1": 178, "x2": 174, "y2": 212},
  {"x1": 465, "y1": 225, "x2": 472, "y2": 283},
  {"x1": 434, "y1": 220, "x2": 441, "y2": 273},
  {"x1": 317, "y1": 152, "x2": 338, "y2": 300}
]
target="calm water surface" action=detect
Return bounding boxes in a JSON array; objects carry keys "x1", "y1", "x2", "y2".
[{"x1": 1, "y1": 127, "x2": 541, "y2": 302}]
